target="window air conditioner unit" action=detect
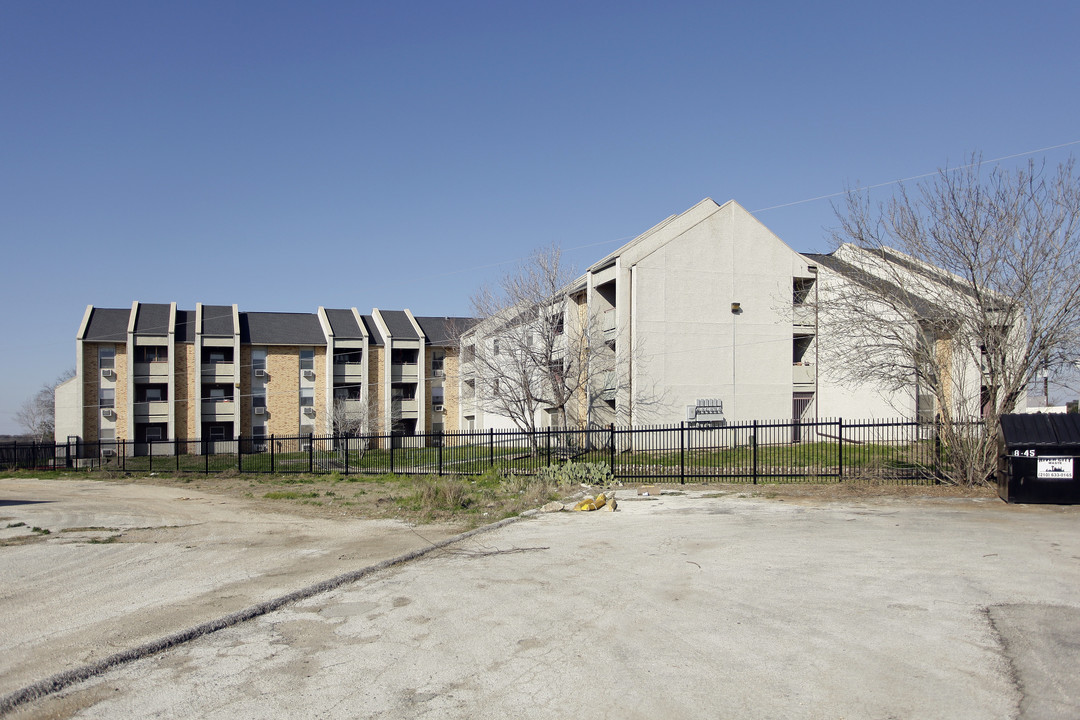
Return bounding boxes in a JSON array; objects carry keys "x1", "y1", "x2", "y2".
[
  {"x1": 101, "y1": 448, "x2": 116, "y2": 457},
  {"x1": 254, "y1": 369, "x2": 267, "y2": 378},
  {"x1": 303, "y1": 406, "x2": 316, "y2": 416},
  {"x1": 686, "y1": 406, "x2": 697, "y2": 421},
  {"x1": 101, "y1": 368, "x2": 115, "y2": 379},
  {"x1": 102, "y1": 408, "x2": 116, "y2": 420},
  {"x1": 254, "y1": 406, "x2": 266, "y2": 415},
  {"x1": 253, "y1": 443, "x2": 267, "y2": 453},
  {"x1": 433, "y1": 404, "x2": 444, "y2": 412},
  {"x1": 303, "y1": 369, "x2": 316, "y2": 380}
]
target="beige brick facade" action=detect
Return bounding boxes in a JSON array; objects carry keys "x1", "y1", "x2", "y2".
[
  {"x1": 81, "y1": 344, "x2": 99, "y2": 444},
  {"x1": 114, "y1": 344, "x2": 128, "y2": 440},
  {"x1": 368, "y1": 346, "x2": 384, "y2": 433},
  {"x1": 441, "y1": 349, "x2": 461, "y2": 432},
  {"x1": 314, "y1": 346, "x2": 327, "y2": 433},
  {"x1": 266, "y1": 347, "x2": 300, "y2": 435},
  {"x1": 238, "y1": 346, "x2": 252, "y2": 437},
  {"x1": 174, "y1": 343, "x2": 194, "y2": 439}
]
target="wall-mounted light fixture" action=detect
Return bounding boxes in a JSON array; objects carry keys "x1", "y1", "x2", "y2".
[{"x1": 731, "y1": 302, "x2": 741, "y2": 313}]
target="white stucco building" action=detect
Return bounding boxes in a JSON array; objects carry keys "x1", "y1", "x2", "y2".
[{"x1": 460, "y1": 197, "x2": 995, "y2": 431}]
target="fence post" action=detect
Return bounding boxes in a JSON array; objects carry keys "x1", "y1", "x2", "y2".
[
  {"x1": 204, "y1": 438, "x2": 209, "y2": 474},
  {"x1": 609, "y1": 424, "x2": 616, "y2": 477},
  {"x1": 308, "y1": 433, "x2": 313, "y2": 474},
  {"x1": 237, "y1": 435, "x2": 242, "y2": 474},
  {"x1": 489, "y1": 428, "x2": 494, "y2": 467},
  {"x1": 122, "y1": 439, "x2": 126, "y2": 471},
  {"x1": 437, "y1": 432, "x2": 443, "y2": 476},
  {"x1": 680, "y1": 422, "x2": 686, "y2": 485},
  {"x1": 837, "y1": 418, "x2": 844, "y2": 481},
  {"x1": 270, "y1": 435, "x2": 275, "y2": 474},
  {"x1": 752, "y1": 420, "x2": 758, "y2": 485},
  {"x1": 546, "y1": 427, "x2": 551, "y2": 465},
  {"x1": 390, "y1": 433, "x2": 395, "y2": 475},
  {"x1": 176, "y1": 439, "x2": 180, "y2": 472},
  {"x1": 934, "y1": 417, "x2": 943, "y2": 484},
  {"x1": 148, "y1": 438, "x2": 154, "y2": 473}
]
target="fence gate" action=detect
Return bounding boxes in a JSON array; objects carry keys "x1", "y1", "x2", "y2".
[{"x1": 792, "y1": 393, "x2": 814, "y2": 443}]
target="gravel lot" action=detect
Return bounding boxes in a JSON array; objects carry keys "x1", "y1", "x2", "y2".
[{"x1": 3, "y1": 478, "x2": 1079, "y2": 719}]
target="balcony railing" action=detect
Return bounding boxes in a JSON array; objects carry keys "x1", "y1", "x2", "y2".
[
  {"x1": 201, "y1": 399, "x2": 235, "y2": 419},
  {"x1": 333, "y1": 363, "x2": 364, "y2": 380},
  {"x1": 134, "y1": 401, "x2": 169, "y2": 420},
  {"x1": 134, "y1": 361, "x2": 169, "y2": 380},
  {"x1": 793, "y1": 363, "x2": 815, "y2": 386},
  {"x1": 393, "y1": 398, "x2": 419, "y2": 415},
  {"x1": 201, "y1": 362, "x2": 235, "y2": 380},
  {"x1": 391, "y1": 364, "x2": 419, "y2": 381},
  {"x1": 793, "y1": 305, "x2": 815, "y2": 327},
  {"x1": 602, "y1": 308, "x2": 616, "y2": 340}
]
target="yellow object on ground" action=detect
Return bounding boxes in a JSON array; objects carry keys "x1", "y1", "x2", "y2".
[{"x1": 573, "y1": 493, "x2": 613, "y2": 512}]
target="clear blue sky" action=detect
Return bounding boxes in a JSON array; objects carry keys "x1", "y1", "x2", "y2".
[{"x1": 2, "y1": 0, "x2": 1078, "y2": 433}]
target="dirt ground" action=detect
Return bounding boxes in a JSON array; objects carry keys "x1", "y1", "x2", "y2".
[
  {"x1": 4, "y1": 475, "x2": 1076, "y2": 720},
  {"x1": 0, "y1": 474, "x2": 1001, "y2": 718}
]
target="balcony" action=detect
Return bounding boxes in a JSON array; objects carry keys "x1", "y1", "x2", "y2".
[
  {"x1": 793, "y1": 305, "x2": 815, "y2": 328},
  {"x1": 393, "y1": 398, "x2": 419, "y2": 416},
  {"x1": 793, "y1": 363, "x2": 815, "y2": 386},
  {"x1": 134, "y1": 401, "x2": 169, "y2": 421},
  {"x1": 601, "y1": 308, "x2": 616, "y2": 341},
  {"x1": 201, "y1": 362, "x2": 235, "y2": 381},
  {"x1": 391, "y1": 364, "x2": 419, "y2": 382},
  {"x1": 333, "y1": 363, "x2": 364, "y2": 382},
  {"x1": 134, "y1": 361, "x2": 169, "y2": 381},
  {"x1": 201, "y1": 399, "x2": 236, "y2": 420}
]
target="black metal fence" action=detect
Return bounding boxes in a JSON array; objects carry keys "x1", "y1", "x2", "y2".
[{"x1": 0, "y1": 417, "x2": 979, "y2": 484}]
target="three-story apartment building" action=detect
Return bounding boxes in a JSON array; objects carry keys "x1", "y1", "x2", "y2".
[{"x1": 56, "y1": 304, "x2": 471, "y2": 454}]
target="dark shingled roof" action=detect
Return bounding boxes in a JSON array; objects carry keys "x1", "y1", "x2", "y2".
[
  {"x1": 360, "y1": 316, "x2": 383, "y2": 346},
  {"x1": 415, "y1": 316, "x2": 476, "y2": 345},
  {"x1": 803, "y1": 252, "x2": 946, "y2": 319},
  {"x1": 325, "y1": 309, "x2": 365, "y2": 339},
  {"x1": 175, "y1": 310, "x2": 194, "y2": 343},
  {"x1": 379, "y1": 310, "x2": 419, "y2": 340},
  {"x1": 240, "y1": 312, "x2": 326, "y2": 345},
  {"x1": 134, "y1": 303, "x2": 171, "y2": 335},
  {"x1": 202, "y1": 305, "x2": 235, "y2": 337},
  {"x1": 83, "y1": 308, "x2": 131, "y2": 342}
]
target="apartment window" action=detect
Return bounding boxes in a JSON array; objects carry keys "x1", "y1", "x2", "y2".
[
  {"x1": 251, "y1": 424, "x2": 266, "y2": 439},
  {"x1": 339, "y1": 350, "x2": 362, "y2": 364},
  {"x1": 207, "y1": 348, "x2": 233, "y2": 364},
  {"x1": 136, "y1": 346, "x2": 168, "y2": 363},
  {"x1": 431, "y1": 387, "x2": 445, "y2": 405},
  {"x1": 300, "y1": 424, "x2": 315, "y2": 437},
  {"x1": 431, "y1": 352, "x2": 445, "y2": 376},
  {"x1": 251, "y1": 348, "x2": 267, "y2": 371},
  {"x1": 300, "y1": 387, "x2": 314, "y2": 406},
  {"x1": 99, "y1": 388, "x2": 115, "y2": 408},
  {"x1": 334, "y1": 385, "x2": 361, "y2": 401},
  {"x1": 300, "y1": 349, "x2": 315, "y2": 370},
  {"x1": 144, "y1": 426, "x2": 163, "y2": 441},
  {"x1": 793, "y1": 277, "x2": 815, "y2": 304},
  {"x1": 137, "y1": 386, "x2": 166, "y2": 403},
  {"x1": 99, "y1": 347, "x2": 115, "y2": 370},
  {"x1": 462, "y1": 345, "x2": 475, "y2": 363},
  {"x1": 493, "y1": 339, "x2": 501, "y2": 356},
  {"x1": 391, "y1": 348, "x2": 418, "y2": 365},
  {"x1": 99, "y1": 428, "x2": 115, "y2": 441},
  {"x1": 551, "y1": 314, "x2": 564, "y2": 336},
  {"x1": 391, "y1": 384, "x2": 416, "y2": 400},
  {"x1": 209, "y1": 426, "x2": 226, "y2": 441},
  {"x1": 252, "y1": 393, "x2": 266, "y2": 409},
  {"x1": 432, "y1": 422, "x2": 444, "y2": 434}
]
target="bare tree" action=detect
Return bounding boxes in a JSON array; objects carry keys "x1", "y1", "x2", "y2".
[
  {"x1": 825, "y1": 155, "x2": 1080, "y2": 484},
  {"x1": 463, "y1": 245, "x2": 615, "y2": 443},
  {"x1": 17, "y1": 370, "x2": 75, "y2": 441}
]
